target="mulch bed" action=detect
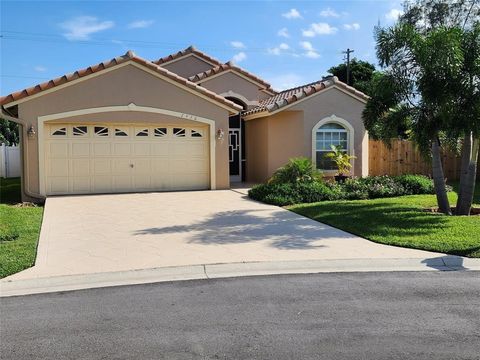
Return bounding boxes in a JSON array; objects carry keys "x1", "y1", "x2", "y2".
[{"x1": 424, "y1": 206, "x2": 480, "y2": 216}]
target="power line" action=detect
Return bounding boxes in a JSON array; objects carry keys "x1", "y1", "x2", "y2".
[{"x1": 0, "y1": 30, "x2": 348, "y2": 56}]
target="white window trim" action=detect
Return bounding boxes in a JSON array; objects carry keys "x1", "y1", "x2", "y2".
[
  {"x1": 37, "y1": 103, "x2": 217, "y2": 196},
  {"x1": 311, "y1": 115, "x2": 355, "y2": 174}
]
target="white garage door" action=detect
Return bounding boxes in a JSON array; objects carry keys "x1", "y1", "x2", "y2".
[{"x1": 44, "y1": 124, "x2": 209, "y2": 195}]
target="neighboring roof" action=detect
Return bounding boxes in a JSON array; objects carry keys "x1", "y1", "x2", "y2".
[
  {"x1": 188, "y1": 61, "x2": 276, "y2": 94},
  {"x1": 242, "y1": 76, "x2": 369, "y2": 118},
  {"x1": 0, "y1": 50, "x2": 243, "y2": 112},
  {"x1": 152, "y1": 45, "x2": 223, "y2": 67}
]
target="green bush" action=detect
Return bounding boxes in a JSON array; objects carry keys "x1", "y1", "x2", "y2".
[
  {"x1": 249, "y1": 182, "x2": 339, "y2": 206},
  {"x1": 269, "y1": 157, "x2": 321, "y2": 185},
  {"x1": 249, "y1": 173, "x2": 442, "y2": 206},
  {"x1": 394, "y1": 174, "x2": 435, "y2": 195}
]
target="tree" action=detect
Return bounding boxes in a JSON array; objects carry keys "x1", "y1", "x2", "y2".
[
  {"x1": 327, "y1": 59, "x2": 377, "y2": 95},
  {"x1": 363, "y1": 0, "x2": 479, "y2": 215},
  {"x1": 0, "y1": 119, "x2": 19, "y2": 146}
]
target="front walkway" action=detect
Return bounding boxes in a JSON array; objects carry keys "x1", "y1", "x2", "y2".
[{"x1": 5, "y1": 189, "x2": 447, "y2": 281}]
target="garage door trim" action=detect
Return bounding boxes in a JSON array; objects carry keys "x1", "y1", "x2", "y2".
[{"x1": 37, "y1": 104, "x2": 216, "y2": 196}]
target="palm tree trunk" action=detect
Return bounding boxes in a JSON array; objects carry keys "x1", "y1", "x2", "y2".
[
  {"x1": 456, "y1": 133, "x2": 472, "y2": 204},
  {"x1": 431, "y1": 137, "x2": 451, "y2": 215},
  {"x1": 456, "y1": 134, "x2": 479, "y2": 215}
]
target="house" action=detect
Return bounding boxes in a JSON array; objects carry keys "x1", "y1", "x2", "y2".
[{"x1": 0, "y1": 46, "x2": 369, "y2": 201}]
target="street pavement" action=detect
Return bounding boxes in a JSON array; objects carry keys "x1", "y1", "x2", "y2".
[{"x1": 1, "y1": 271, "x2": 479, "y2": 359}]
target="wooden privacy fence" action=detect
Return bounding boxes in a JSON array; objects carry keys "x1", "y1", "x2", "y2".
[{"x1": 369, "y1": 139, "x2": 480, "y2": 181}]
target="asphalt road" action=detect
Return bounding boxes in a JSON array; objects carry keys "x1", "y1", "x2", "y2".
[{"x1": 1, "y1": 272, "x2": 479, "y2": 360}]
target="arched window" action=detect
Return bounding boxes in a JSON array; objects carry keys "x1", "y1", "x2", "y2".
[{"x1": 315, "y1": 123, "x2": 349, "y2": 170}]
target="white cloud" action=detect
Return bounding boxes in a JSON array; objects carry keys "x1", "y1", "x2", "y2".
[
  {"x1": 385, "y1": 9, "x2": 403, "y2": 21},
  {"x1": 232, "y1": 52, "x2": 247, "y2": 63},
  {"x1": 282, "y1": 8, "x2": 302, "y2": 19},
  {"x1": 268, "y1": 43, "x2": 290, "y2": 55},
  {"x1": 299, "y1": 41, "x2": 314, "y2": 51},
  {"x1": 128, "y1": 20, "x2": 154, "y2": 29},
  {"x1": 266, "y1": 73, "x2": 306, "y2": 90},
  {"x1": 34, "y1": 65, "x2": 47, "y2": 72},
  {"x1": 302, "y1": 22, "x2": 338, "y2": 37},
  {"x1": 277, "y1": 27, "x2": 290, "y2": 38},
  {"x1": 60, "y1": 16, "x2": 114, "y2": 40},
  {"x1": 299, "y1": 41, "x2": 321, "y2": 58},
  {"x1": 304, "y1": 50, "x2": 321, "y2": 58},
  {"x1": 343, "y1": 23, "x2": 360, "y2": 30},
  {"x1": 230, "y1": 41, "x2": 246, "y2": 49},
  {"x1": 319, "y1": 8, "x2": 340, "y2": 18}
]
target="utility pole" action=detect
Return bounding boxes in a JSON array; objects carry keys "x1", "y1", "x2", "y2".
[{"x1": 342, "y1": 48, "x2": 354, "y2": 85}]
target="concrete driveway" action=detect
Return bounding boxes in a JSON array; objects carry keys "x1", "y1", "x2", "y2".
[{"x1": 7, "y1": 190, "x2": 442, "y2": 280}]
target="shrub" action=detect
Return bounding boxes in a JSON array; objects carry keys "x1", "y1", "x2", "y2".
[
  {"x1": 394, "y1": 174, "x2": 435, "y2": 195},
  {"x1": 249, "y1": 173, "x2": 442, "y2": 206},
  {"x1": 269, "y1": 157, "x2": 321, "y2": 185},
  {"x1": 248, "y1": 182, "x2": 339, "y2": 206}
]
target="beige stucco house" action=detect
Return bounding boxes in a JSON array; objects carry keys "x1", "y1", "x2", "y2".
[{"x1": 1, "y1": 46, "x2": 369, "y2": 201}]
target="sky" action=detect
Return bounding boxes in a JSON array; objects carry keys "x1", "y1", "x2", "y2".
[{"x1": 0, "y1": 0, "x2": 403, "y2": 95}]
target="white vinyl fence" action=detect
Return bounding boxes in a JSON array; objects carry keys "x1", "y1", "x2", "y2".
[{"x1": 0, "y1": 144, "x2": 21, "y2": 178}]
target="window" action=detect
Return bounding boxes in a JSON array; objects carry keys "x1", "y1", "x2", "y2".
[
  {"x1": 154, "y1": 128, "x2": 167, "y2": 137},
  {"x1": 173, "y1": 128, "x2": 186, "y2": 137},
  {"x1": 94, "y1": 126, "x2": 109, "y2": 137},
  {"x1": 315, "y1": 123, "x2": 348, "y2": 170},
  {"x1": 191, "y1": 129, "x2": 203, "y2": 138},
  {"x1": 136, "y1": 128, "x2": 148, "y2": 137},
  {"x1": 73, "y1": 126, "x2": 88, "y2": 136},
  {"x1": 52, "y1": 127, "x2": 67, "y2": 136},
  {"x1": 115, "y1": 128, "x2": 128, "y2": 137}
]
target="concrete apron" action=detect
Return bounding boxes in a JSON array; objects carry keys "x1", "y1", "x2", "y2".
[{"x1": 2, "y1": 256, "x2": 480, "y2": 297}]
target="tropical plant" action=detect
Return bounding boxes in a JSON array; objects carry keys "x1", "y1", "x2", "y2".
[
  {"x1": 268, "y1": 157, "x2": 322, "y2": 184},
  {"x1": 0, "y1": 119, "x2": 19, "y2": 146},
  {"x1": 325, "y1": 145, "x2": 356, "y2": 176},
  {"x1": 362, "y1": 0, "x2": 480, "y2": 215}
]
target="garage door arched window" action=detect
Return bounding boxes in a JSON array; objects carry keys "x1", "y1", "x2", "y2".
[{"x1": 312, "y1": 115, "x2": 354, "y2": 172}]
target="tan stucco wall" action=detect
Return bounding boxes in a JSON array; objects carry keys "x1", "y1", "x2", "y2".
[
  {"x1": 16, "y1": 63, "x2": 231, "y2": 200},
  {"x1": 161, "y1": 55, "x2": 215, "y2": 78},
  {"x1": 245, "y1": 87, "x2": 368, "y2": 182},
  {"x1": 245, "y1": 117, "x2": 269, "y2": 182},
  {"x1": 199, "y1": 72, "x2": 265, "y2": 103}
]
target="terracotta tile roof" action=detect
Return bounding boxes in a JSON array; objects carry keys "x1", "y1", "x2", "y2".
[
  {"x1": 152, "y1": 45, "x2": 223, "y2": 67},
  {"x1": 0, "y1": 50, "x2": 243, "y2": 112},
  {"x1": 188, "y1": 61, "x2": 276, "y2": 93},
  {"x1": 242, "y1": 76, "x2": 369, "y2": 117}
]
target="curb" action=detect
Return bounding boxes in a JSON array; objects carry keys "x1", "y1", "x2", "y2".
[{"x1": 1, "y1": 256, "x2": 479, "y2": 297}]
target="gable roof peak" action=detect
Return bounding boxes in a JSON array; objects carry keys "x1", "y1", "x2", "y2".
[
  {"x1": 153, "y1": 46, "x2": 223, "y2": 67},
  {"x1": 243, "y1": 76, "x2": 368, "y2": 117},
  {"x1": 1, "y1": 52, "x2": 243, "y2": 113},
  {"x1": 125, "y1": 50, "x2": 136, "y2": 58}
]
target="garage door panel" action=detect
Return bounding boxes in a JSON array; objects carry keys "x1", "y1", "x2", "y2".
[
  {"x1": 113, "y1": 176, "x2": 132, "y2": 191},
  {"x1": 72, "y1": 177, "x2": 91, "y2": 192},
  {"x1": 48, "y1": 143, "x2": 69, "y2": 158},
  {"x1": 93, "y1": 159, "x2": 111, "y2": 175},
  {"x1": 48, "y1": 177, "x2": 69, "y2": 194},
  {"x1": 49, "y1": 159, "x2": 69, "y2": 176},
  {"x1": 152, "y1": 143, "x2": 169, "y2": 155},
  {"x1": 133, "y1": 143, "x2": 151, "y2": 156},
  {"x1": 92, "y1": 176, "x2": 112, "y2": 192},
  {"x1": 113, "y1": 143, "x2": 131, "y2": 156},
  {"x1": 112, "y1": 159, "x2": 132, "y2": 175},
  {"x1": 72, "y1": 143, "x2": 90, "y2": 157},
  {"x1": 45, "y1": 124, "x2": 209, "y2": 195},
  {"x1": 93, "y1": 143, "x2": 111, "y2": 156}
]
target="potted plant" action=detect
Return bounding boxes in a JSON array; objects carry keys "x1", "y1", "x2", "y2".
[{"x1": 325, "y1": 145, "x2": 356, "y2": 182}]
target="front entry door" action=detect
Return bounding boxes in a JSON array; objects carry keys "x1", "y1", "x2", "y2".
[{"x1": 229, "y1": 128, "x2": 241, "y2": 182}]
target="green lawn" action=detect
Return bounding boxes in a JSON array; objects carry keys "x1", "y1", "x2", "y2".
[
  {"x1": 290, "y1": 183, "x2": 480, "y2": 258},
  {"x1": 0, "y1": 177, "x2": 43, "y2": 278}
]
